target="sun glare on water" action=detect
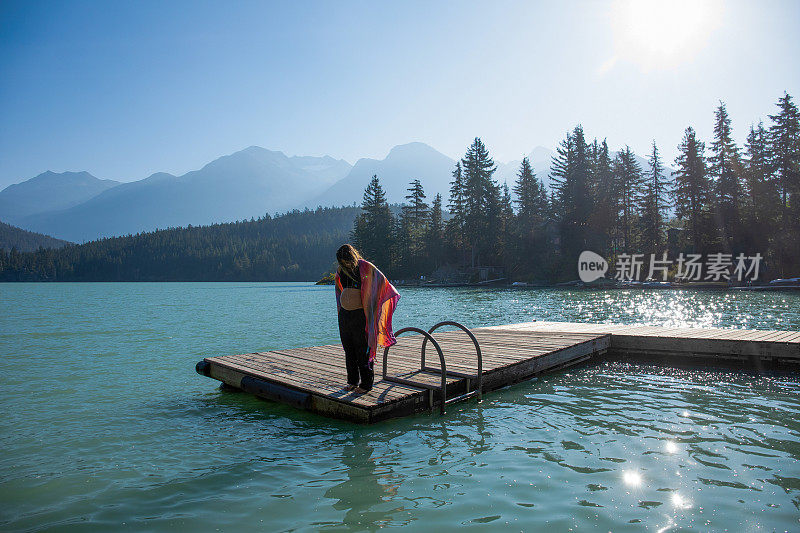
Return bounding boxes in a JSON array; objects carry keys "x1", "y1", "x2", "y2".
[
  {"x1": 603, "y1": 0, "x2": 723, "y2": 72},
  {"x1": 623, "y1": 470, "x2": 643, "y2": 487}
]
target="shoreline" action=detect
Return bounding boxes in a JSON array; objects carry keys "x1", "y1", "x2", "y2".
[
  {"x1": 391, "y1": 282, "x2": 800, "y2": 291},
  {"x1": 2, "y1": 279, "x2": 799, "y2": 292}
]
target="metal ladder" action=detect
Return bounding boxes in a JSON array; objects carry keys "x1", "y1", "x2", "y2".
[{"x1": 381, "y1": 321, "x2": 483, "y2": 415}]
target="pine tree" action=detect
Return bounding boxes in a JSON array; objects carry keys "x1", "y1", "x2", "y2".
[
  {"x1": 767, "y1": 92, "x2": 800, "y2": 274},
  {"x1": 513, "y1": 157, "x2": 548, "y2": 227},
  {"x1": 460, "y1": 137, "x2": 500, "y2": 266},
  {"x1": 499, "y1": 181, "x2": 515, "y2": 266},
  {"x1": 587, "y1": 139, "x2": 617, "y2": 256},
  {"x1": 512, "y1": 157, "x2": 549, "y2": 272},
  {"x1": 709, "y1": 101, "x2": 743, "y2": 250},
  {"x1": 501, "y1": 181, "x2": 514, "y2": 220},
  {"x1": 392, "y1": 214, "x2": 407, "y2": 275},
  {"x1": 639, "y1": 141, "x2": 671, "y2": 254},
  {"x1": 550, "y1": 125, "x2": 593, "y2": 266},
  {"x1": 768, "y1": 92, "x2": 800, "y2": 231},
  {"x1": 352, "y1": 175, "x2": 393, "y2": 268},
  {"x1": 425, "y1": 193, "x2": 445, "y2": 271},
  {"x1": 649, "y1": 141, "x2": 671, "y2": 220},
  {"x1": 404, "y1": 179, "x2": 429, "y2": 226},
  {"x1": 612, "y1": 146, "x2": 645, "y2": 252},
  {"x1": 674, "y1": 127, "x2": 711, "y2": 252},
  {"x1": 397, "y1": 179, "x2": 429, "y2": 275},
  {"x1": 446, "y1": 161, "x2": 467, "y2": 255},
  {"x1": 742, "y1": 122, "x2": 779, "y2": 252}
]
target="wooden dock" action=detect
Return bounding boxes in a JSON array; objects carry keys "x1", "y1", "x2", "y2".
[
  {"x1": 196, "y1": 321, "x2": 800, "y2": 423},
  {"x1": 494, "y1": 321, "x2": 800, "y2": 368},
  {"x1": 196, "y1": 326, "x2": 610, "y2": 423}
]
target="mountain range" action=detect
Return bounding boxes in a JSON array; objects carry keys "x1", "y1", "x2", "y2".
[
  {"x1": 0, "y1": 142, "x2": 671, "y2": 244},
  {"x1": 2, "y1": 148, "x2": 351, "y2": 243},
  {"x1": 0, "y1": 171, "x2": 120, "y2": 221}
]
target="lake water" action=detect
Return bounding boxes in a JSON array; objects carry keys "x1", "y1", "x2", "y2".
[{"x1": 1, "y1": 283, "x2": 799, "y2": 531}]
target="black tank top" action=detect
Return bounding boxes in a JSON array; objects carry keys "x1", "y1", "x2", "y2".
[{"x1": 339, "y1": 267, "x2": 361, "y2": 289}]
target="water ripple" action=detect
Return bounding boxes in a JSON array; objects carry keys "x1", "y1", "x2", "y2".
[{"x1": 1, "y1": 283, "x2": 799, "y2": 531}]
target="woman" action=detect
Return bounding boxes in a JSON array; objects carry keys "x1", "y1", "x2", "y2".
[{"x1": 334, "y1": 244, "x2": 400, "y2": 393}]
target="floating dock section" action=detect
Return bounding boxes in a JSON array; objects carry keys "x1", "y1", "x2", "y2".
[
  {"x1": 196, "y1": 321, "x2": 799, "y2": 423},
  {"x1": 496, "y1": 321, "x2": 800, "y2": 369}
]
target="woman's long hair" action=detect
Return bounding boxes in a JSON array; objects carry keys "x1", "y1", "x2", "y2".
[{"x1": 336, "y1": 244, "x2": 362, "y2": 281}]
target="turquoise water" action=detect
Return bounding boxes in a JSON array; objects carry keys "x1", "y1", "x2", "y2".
[{"x1": 1, "y1": 283, "x2": 799, "y2": 531}]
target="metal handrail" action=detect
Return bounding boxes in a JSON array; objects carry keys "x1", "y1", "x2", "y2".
[
  {"x1": 382, "y1": 327, "x2": 449, "y2": 414},
  {"x1": 421, "y1": 321, "x2": 483, "y2": 401}
]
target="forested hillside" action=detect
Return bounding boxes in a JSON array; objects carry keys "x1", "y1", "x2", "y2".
[
  {"x1": 0, "y1": 207, "x2": 358, "y2": 281},
  {"x1": 350, "y1": 92, "x2": 800, "y2": 282},
  {"x1": 0, "y1": 221, "x2": 70, "y2": 252}
]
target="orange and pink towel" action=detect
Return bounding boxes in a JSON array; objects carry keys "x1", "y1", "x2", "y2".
[{"x1": 335, "y1": 258, "x2": 400, "y2": 362}]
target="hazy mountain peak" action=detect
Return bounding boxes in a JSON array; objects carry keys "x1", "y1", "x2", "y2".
[
  {"x1": 211, "y1": 145, "x2": 285, "y2": 164},
  {"x1": 141, "y1": 172, "x2": 176, "y2": 183},
  {"x1": 6, "y1": 170, "x2": 100, "y2": 190},
  {"x1": 0, "y1": 170, "x2": 121, "y2": 222},
  {"x1": 238, "y1": 145, "x2": 286, "y2": 158},
  {"x1": 385, "y1": 142, "x2": 447, "y2": 161},
  {"x1": 289, "y1": 154, "x2": 352, "y2": 184},
  {"x1": 290, "y1": 154, "x2": 336, "y2": 163},
  {"x1": 304, "y1": 142, "x2": 456, "y2": 209},
  {"x1": 41, "y1": 169, "x2": 92, "y2": 178},
  {"x1": 528, "y1": 146, "x2": 554, "y2": 160}
]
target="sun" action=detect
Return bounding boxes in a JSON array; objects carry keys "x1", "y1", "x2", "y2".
[{"x1": 602, "y1": 0, "x2": 723, "y2": 73}]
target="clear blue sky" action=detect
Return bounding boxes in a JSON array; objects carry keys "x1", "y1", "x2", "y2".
[{"x1": 1, "y1": 0, "x2": 798, "y2": 188}]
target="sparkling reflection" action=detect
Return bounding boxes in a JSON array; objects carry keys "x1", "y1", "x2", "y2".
[
  {"x1": 665, "y1": 441, "x2": 679, "y2": 454},
  {"x1": 671, "y1": 493, "x2": 691, "y2": 509},
  {"x1": 623, "y1": 470, "x2": 643, "y2": 487}
]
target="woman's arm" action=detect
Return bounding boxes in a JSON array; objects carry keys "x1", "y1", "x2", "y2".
[{"x1": 334, "y1": 270, "x2": 343, "y2": 312}]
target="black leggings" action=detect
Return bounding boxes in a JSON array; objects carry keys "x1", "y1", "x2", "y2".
[{"x1": 338, "y1": 309, "x2": 374, "y2": 391}]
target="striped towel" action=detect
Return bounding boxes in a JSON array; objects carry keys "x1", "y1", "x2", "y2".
[{"x1": 335, "y1": 258, "x2": 400, "y2": 361}]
